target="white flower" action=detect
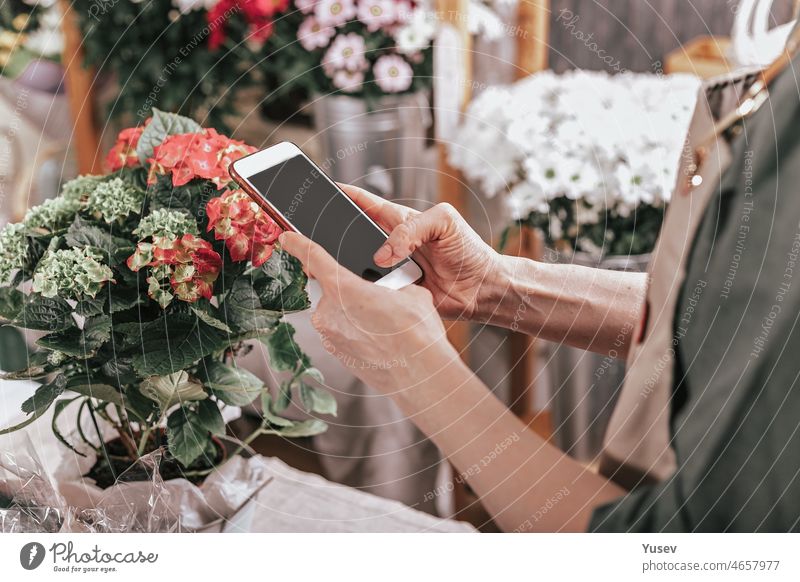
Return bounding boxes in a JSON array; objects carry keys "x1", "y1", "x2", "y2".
[
  {"x1": 506, "y1": 181, "x2": 547, "y2": 220},
  {"x1": 394, "y1": 8, "x2": 435, "y2": 56},
  {"x1": 86, "y1": 177, "x2": 145, "y2": 223},
  {"x1": 172, "y1": 0, "x2": 216, "y2": 14},
  {"x1": 296, "y1": 0, "x2": 318, "y2": 14},
  {"x1": 0, "y1": 223, "x2": 27, "y2": 285},
  {"x1": 332, "y1": 69, "x2": 365, "y2": 93},
  {"x1": 32, "y1": 247, "x2": 113, "y2": 300},
  {"x1": 134, "y1": 209, "x2": 198, "y2": 240},
  {"x1": 373, "y1": 54, "x2": 413, "y2": 94},
  {"x1": 315, "y1": 0, "x2": 356, "y2": 28},
  {"x1": 23, "y1": 4, "x2": 63, "y2": 58},
  {"x1": 449, "y1": 68, "x2": 700, "y2": 238},
  {"x1": 468, "y1": 0, "x2": 505, "y2": 40},
  {"x1": 357, "y1": 0, "x2": 397, "y2": 32},
  {"x1": 322, "y1": 33, "x2": 368, "y2": 74},
  {"x1": 24, "y1": 196, "x2": 82, "y2": 232},
  {"x1": 298, "y1": 15, "x2": 335, "y2": 50}
]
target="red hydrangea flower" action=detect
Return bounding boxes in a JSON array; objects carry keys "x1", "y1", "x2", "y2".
[
  {"x1": 148, "y1": 129, "x2": 256, "y2": 190},
  {"x1": 127, "y1": 234, "x2": 222, "y2": 307},
  {"x1": 206, "y1": 189, "x2": 282, "y2": 267},
  {"x1": 106, "y1": 126, "x2": 144, "y2": 171}
]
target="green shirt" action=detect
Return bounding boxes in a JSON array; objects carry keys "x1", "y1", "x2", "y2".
[{"x1": 591, "y1": 54, "x2": 800, "y2": 532}]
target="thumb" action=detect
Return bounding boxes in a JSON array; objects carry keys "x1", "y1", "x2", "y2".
[{"x1": 373, "y1": 203, "x2": 457, "y2": 267}]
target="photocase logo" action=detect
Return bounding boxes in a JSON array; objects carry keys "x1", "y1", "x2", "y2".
[{"x1": 19, "y1": 542, "x2": 46, "y2": 570}]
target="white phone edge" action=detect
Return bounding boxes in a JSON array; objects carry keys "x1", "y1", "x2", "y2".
[{"x1": 230, "y1": 141, "x2": 423, "y2": 289}]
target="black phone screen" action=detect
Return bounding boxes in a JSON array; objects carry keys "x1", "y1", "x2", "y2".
[{"x1": 247, "y1": 154, "x2": 395, "y2": 281}]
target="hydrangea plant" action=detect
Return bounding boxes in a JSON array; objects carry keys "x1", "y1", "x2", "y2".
[{"x1": 0, "y1": 110, "x2": 334, "y2": 485}]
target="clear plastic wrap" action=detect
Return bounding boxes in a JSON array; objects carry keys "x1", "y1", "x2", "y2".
[
  {"x1": 0, "y1": 432, "x2": 272, "y2": 532},
  {"x1": 0, "y1": 439, "x2": 67, "y2": 533}
]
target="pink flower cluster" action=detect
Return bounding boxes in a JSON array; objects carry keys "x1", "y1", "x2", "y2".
[{"x1": 296, "y1": 0, "x2": 427, "y2": 94}]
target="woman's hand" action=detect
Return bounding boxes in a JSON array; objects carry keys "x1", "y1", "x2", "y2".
[
  {"x1": 278, "y1": 230, "x2": 461, "y2": 395},
  {"x1": 340, "y1": 184, "x2": 501, "y2": 321}
]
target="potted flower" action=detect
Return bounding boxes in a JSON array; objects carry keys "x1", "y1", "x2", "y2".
[
  {"x1": 261, "y1": 0, "x2": 435, "y2": 200},
  {"x1": 0, "y1": 109, "x2": 335, "y2": 489},
  {"x1": 448, "y1": 69, "x2": 700, "y2": 460},
  {"x1": 72, "y1": 0, "x2": 288, "y2": 128}
]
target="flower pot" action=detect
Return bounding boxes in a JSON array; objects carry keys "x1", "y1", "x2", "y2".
[
  {"x1": 311, "y1": 92, "x2": 431, "y2": 207},
  {"x1": 86, "y1": 432, "x2": 228, "y2": 490},
  {"x1": 547, "y1": 252, "x2": 651, "y2": 463}
]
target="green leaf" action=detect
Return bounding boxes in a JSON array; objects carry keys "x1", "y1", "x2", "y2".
[
  {"x1": 75, "y1": 295, "x2": 106, "y2": 317},
  {"x1": 13, "y1": 293, "x2": 74, "y2": 331},
  {"x1": 64, "y1": 376, "x2": 125, "y2": 408},
  {"x1": 263, "y1": 419, "x2": 328, "y2": 438},
  {"x1": 199, "y1": 360, "x2": 263, "y2": 406},
  {"x1": 299, "y1": 382, "x2": 337, "y2": 416},
  {"x1": 264, "y1": 322, "x2": 308, "y2": 372},
  {"x1": 121, "y1": 384, "x2": 160, "y2": 423},
  {"x1": 136, "y1": 108, "x2": 202, "y2": 164},
  {"x1": 0, "y1": 287, "x2": 24, "y2": 321},
  {"x1": 166, "y1": 405, "x2": 213, "y2": 467},
  {"x1": 2, "y1": 376, "x2": 68, "y2": 434},
  {"x1": 221, "y1": 278, "x2": 281, "y2": 337},
  {"x1": 274, "y1": 380, "x2": 292, "y2": 412},
  {"x1": 196, "y1": 398, "x2": 225, "y2": 436},
  {"x1": 37, "y1": 315, "x2": 112, "y2": 358},
  {"x1": 190, "y1": 305, "x2": 232, "y2": 334},
  {"x1": 260, "y1": 393, "x2": 295, "y2": 428},
  {"x1": 254, "y1": 251, "x2": 310, "y2": 313},
  {"x1": 65, "y1": 216, "x2": 135, "y2": 266},
  {"x1": 108, "y1": 286, "x2": 143, "y2": 313},
  {"x1": 0, "y1": 352, "x2": 52, "y2": 381},
  {"x1": 130, "y1": 314, "x2": 228, "y2": 377},
  {"x1": 139, "y1": 370, "x2": 207, "y2": 411}
]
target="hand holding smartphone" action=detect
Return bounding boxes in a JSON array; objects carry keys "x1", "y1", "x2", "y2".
[{"x1": 229, "y1": 142, "x2": 422, "y2": 289}]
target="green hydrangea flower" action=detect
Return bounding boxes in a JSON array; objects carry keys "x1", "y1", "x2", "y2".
[
  {"x1": 24, "y1": 196, "x2": 82, "y2": 232},
  {"x1": 61, "y1": 174, "x2": 104, "y2": 202},
  {"x1": 32, "y1": 248, "x2": 114, "y2": 299},
  {"x1": 86, "y1": 177, "x2": 145, "y2": 223},
  {"x1": 134, "y1": 209, "x2": 198, "y2": 240},
  {"x1": 0, "y1": 223, "x2": 27, "y2": 285},
  {"x1": 47, "y1": 350, "x2": 67, "y2": 366}
]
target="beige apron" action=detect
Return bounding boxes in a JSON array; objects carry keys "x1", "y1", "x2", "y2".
[{"x1": 598, "y1": 72, "x2": 759, "y2": 488}]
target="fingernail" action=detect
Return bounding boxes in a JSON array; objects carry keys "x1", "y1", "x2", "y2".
[
  {"x1": 278, "y1": 232, "x2": 287, "y2": 245},
  {"x1": 374, "y1": 244, "x2": 392, "y2": 263}
]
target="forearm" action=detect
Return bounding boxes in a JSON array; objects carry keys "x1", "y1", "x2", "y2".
[
  {"x1": 475, "y1": 255, "x2": 647, "y2": 358},
  {"x1": 394, "y1": 345, "x2": 626, "y2": 532}
]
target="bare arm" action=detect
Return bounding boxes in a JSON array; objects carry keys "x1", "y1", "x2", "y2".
[
  {"x1": 395, "y1": 343, "x2": 627, "y2": 532},
  {"x1": 475, "y1": 255, "x2": 647, "y2": 358},
  {"x1": 280, "y1": 231, "x2": 628, "y2": 532}
]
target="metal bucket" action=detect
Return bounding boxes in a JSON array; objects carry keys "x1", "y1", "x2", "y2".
[
  {"x1": 311, "y1": 92, "x2": 432, "y2": 208},
  {"x1": 547, "y1": 252, "x2": 651, "y2": 462}
]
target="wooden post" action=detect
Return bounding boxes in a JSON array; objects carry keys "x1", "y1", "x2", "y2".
[
  {"x1": 506, "y1": 1, "x2": 550, "y2": 435},
  {"x1": 515, "y1": 0, "x2": 550, "y2": 79},
  {"x1": 435, "y1": 0, "x2": 472, "y2": 361},
  {"x1": 59, "y1": 0, "x2": 102, "y2": 174}
]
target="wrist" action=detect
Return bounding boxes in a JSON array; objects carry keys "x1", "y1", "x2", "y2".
[
  {"x1": 473, "y1": 254, "x2": 538, "y2": 326},
  {"x1": 391, "y1": 337, "x2": 470, "y2": 411}
]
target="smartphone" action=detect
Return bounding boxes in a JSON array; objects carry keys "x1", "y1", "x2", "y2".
[{"x1": 229, "y1": 142, "x2": 423, "y2": 289}]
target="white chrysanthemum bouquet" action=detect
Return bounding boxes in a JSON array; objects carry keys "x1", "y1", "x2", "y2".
[{"x1": 449, "y1": 70, "x2": 700, "y2": 257}]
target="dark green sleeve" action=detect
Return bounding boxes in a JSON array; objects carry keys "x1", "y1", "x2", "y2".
[{"x1": 589, "y1": 481, "x2": 689, "y2": 532}]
